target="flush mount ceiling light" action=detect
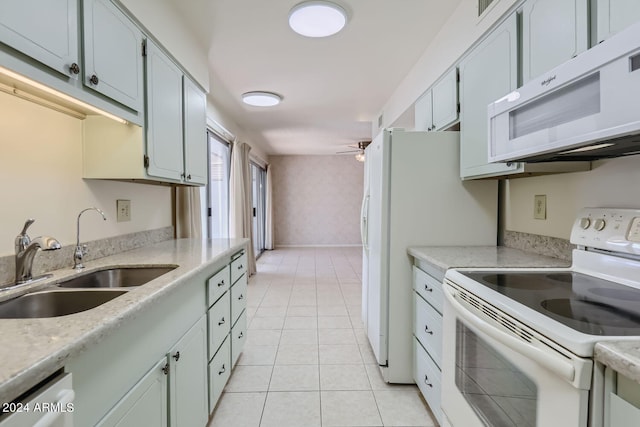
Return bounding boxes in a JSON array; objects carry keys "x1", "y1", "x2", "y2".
[
  {"x1": 241, "y1": 91, "x2": 282, "y2": 107},
  {"x1": 288, "y1": 1, "x2": 348, "y2": 38}
]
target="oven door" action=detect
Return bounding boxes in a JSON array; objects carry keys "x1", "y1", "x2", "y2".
[{"x1": 442, "y1": 281, "x2": 592, "y2": 427}]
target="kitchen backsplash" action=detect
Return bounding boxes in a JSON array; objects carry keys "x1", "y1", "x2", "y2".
[
  {"x1": 0, "y1": 226, "x2": 173, "y2": 286},
  {"x1": 503, "y1": 230, "x2": 573, "y2": 261}
]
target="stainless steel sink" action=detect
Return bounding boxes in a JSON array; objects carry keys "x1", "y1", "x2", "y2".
[
  {"x1": 57, "y1": 266, "x2": 175, "y2": 289},
  {"x1": 0, "y1": 289, "x2": 127, "y2": 318}
]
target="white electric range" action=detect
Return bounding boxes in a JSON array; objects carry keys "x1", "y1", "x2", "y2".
[{"x1": 441, "y1": 208, "x2": 640, "y2": 427}]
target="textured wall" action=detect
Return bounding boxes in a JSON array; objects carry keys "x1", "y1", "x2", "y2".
[{"x1": 270, "y1": 156, "x2": 364, "y2": 246}]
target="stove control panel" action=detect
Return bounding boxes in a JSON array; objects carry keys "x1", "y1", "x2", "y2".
[{"x1": 571, "y1": 208, "x2": 640, "y2": 254}]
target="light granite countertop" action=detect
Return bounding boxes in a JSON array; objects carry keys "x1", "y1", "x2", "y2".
[
  {"x1": 407, "y1": 245, "x2": 571, "y2": 274},
  {"x1": 595, "y1": 341, "x2": 640, "y2": 383},
  {"x1": 0, "y1": 238, "x2": 248, "y2": 405}
]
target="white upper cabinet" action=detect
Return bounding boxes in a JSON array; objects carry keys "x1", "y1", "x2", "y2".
[
  {"x1": 595, "y1": 0, "x2": 640, "y2": 43},
  {"x1": 432, "y1": 68, "x2": 459, "y2": 131},
  {"x1": 0, "y1": 0, "x2": 79, "y2": 78},
  {"x1": 82, "y1": 0, "x2": 144, "y2": 111},
  {"x1": 459, "y1": 14, "x2": 520, "y2": 179},
  {"x1": 414, "y1": 68, "x2": 459, "y2": 132},
  {"x1": 183, "y1": 76, "x2": 208, "y2": 185},
  {"x1": 521, "y1": 0, "x2": 589, "y2": 83},
  {"x1": 145, "y1": 39, "x2": 184, "y2": 182}
]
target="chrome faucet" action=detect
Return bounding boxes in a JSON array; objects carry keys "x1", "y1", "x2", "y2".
[
  {"x1": 15, "y1": 219, "x2": 61, "y2": 284},
  {"x1": 74, "y1": 207, "x2": 107, "y2": 269}
]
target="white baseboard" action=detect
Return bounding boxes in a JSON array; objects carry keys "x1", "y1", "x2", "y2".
[{"x1": 274, "y1": 244, "x2": 363, "y2": 248}]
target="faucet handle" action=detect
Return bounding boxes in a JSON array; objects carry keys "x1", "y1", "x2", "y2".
[{"x1": 20, "y1": 219, "x2": 35, "y2": 236}]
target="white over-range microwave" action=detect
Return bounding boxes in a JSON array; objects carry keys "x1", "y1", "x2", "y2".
[{"x1": 488, "y1": 20, "x2": 640, "y2": 163}]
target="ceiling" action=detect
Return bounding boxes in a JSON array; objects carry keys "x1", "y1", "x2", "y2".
[{"x1": 168, "y1": 0, "x2": 463, "y2": 155}]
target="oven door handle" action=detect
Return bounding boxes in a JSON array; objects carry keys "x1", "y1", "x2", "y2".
[{"x1": 444, "y1": 286, "x2": 576, "y2": 383}]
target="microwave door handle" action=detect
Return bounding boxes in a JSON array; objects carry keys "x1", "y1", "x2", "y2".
[{"x1": 444, "y1": 287, "x2": 575, "y2": 383}]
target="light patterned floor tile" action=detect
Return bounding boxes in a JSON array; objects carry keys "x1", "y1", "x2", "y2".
[
  {"x1": 260, "y1": 391, "x2": 321, "y2": 427},
  {"x1": 373, "y1": 389, "x2": 436, "y2": 426},
  {"x1": 269, "y1": 365, "x2": 320, "y2": 391},
  {"x1": 321, "y1": 391, "x2": 382, "y2": 427}
]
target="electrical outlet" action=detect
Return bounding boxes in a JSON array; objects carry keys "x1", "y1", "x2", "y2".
[
  {"x1": 534, "y1": 195, "x2": 547, "y2": 220},
  {"x1": 117, "y1": 199, "x2": 131, "y2": 222}
]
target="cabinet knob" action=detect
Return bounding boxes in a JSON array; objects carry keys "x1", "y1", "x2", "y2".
[
  {"x1": 238, "y1": 264, "x2": 243, "y2": 270},
  {"x1": 238, "y1": 331, "x2": 244, "y2": 339},
  {"x1": 424, "y1": 375, "x2": 433, "y2": 387},
  {"x1": 424, "y1": 284, "x2": 433, "y2": 292},
  {"x1": 69, "y1": 63, "x2": 80, "y2": 75},
  {"x1": 162, "y1": 363, "x2": 170, "y2": 375},
  {"x1": 187, "y1": 174, "x2": 191, "y2": 180},
  {"x1": 424, "y1": 325, "x2": 433, "y2": 335},
  {"x1": 172, "y1": 351, "x2": 180, "y2": 361},
  {"x1": 218, "y1": 317, "x2": 225, "y2": 326},
  {"x1": 90, "y1": 74, "x2": 99, "y2": 85},
  {"x1": 218, "y1": 364, "x2": 226, "y2": 375},
  {"x1": 238, "y1": 294, "x2": 244, "y2": 300},
  {"x1": 218, "y1": 280, "x2": 225, "y2": 287}
]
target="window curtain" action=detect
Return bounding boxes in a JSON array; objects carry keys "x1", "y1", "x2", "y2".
[
  {"x1": 175, "y1": 187, "x2": 202, "y2": 238},
  {"x1": 229, "y1": 141, "x2": 256, "y2": 275},
  {"x1": 264, "y1": 164, "x2": 274, "y2": 250}
]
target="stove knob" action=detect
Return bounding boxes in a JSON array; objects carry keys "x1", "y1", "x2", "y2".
[
  {"x1": 579, "y1": 218, "x2": 591, "y2": 229},
  {"x1": 594, "y1": 218, "x2": 606, "y2": 231}
]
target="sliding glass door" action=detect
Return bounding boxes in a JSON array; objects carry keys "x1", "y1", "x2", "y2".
[
  {"x1": 207, "y1": 131, "x2": 230, "y2": 239},
  {"x1": 251, "y1": 162, "x2": 266, "y2": 257}
]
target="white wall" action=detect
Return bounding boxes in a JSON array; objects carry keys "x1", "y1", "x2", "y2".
[
  {"x1": 505, "y1": 156, "x2": 640, "y2": 239},
  {"x1": 270, "y1": 155, "x2": 364, "y2": 246},
  {"x1": 0, "y1": 92, "x2": 172, "y2": 256}
]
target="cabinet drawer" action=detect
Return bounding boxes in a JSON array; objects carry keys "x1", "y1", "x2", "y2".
[
  {"x1": 231, "y1": 273, "x2": 247, "y2": 325},
  {"x1": 414, "y1": 294, "x2": 443, "y2": 367},
  {"x1": 231, "y1": 311, "x2": 247, "y2": 369},
  {"x1": 208, "y1": 293, "x2": 230, "y2": 358},
  {"x1": 414, "y1": 339, "x2": 443, "y2": 426},
  {"x1": 231, "y1": 252, "x2": 247, "y2": 284},
  {"x1": 209, "y1": 337, "x2": 230, "y2": 413},
  {"x1": 207, "y1": 265, "x2": 230, "y2": 307},
  {"x1": 413, "y1": 266, "x2": 444, "y2": 313}
]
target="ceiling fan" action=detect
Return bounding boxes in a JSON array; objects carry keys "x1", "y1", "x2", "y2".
[{"x1": 336, "y1": 140, "x2": 371, "y2": 162}]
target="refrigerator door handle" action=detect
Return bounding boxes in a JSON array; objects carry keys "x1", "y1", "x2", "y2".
[{"x1": 360, "y1": 194, "x2": 370, "y2": 251}]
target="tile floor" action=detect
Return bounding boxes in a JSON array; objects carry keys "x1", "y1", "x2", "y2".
[{"x1": 208, "y1": 247, "x2": 437, "y2": 427}]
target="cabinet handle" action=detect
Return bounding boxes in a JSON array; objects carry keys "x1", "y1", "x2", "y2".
[
  {"x1": 218, "y1": 279, "x2": 225, "y2": 287},
  {"x1": 172, "y1": 351, "x2": 180, "y2": 361},
  {"x1": 424, "y1": 284, "x2": 433, "y2": 292},
  {"x1": 238, "y1": 264, "x2": 243, "y2": 270},
  {"x1": 424, "y1": 325, "x2": 433, "y2": 335},
  {"x1": 424, "y1": 374, "x2": 433, "y2": 387},
  {"x1": 187, "y1": 174, "x2": 192, "y2": 180},
  {"x1": 238, "y1": 331, "x2": 244, "y2": 339},
  {"x1": 162, "y1": 363, "x2": 170, "y2": 375},
  {"x1": 218, "y1": 317, "x2": 226, "y2": 326},
  {"x1": 89, "y1": 74, "x2": 99, "y2": 85},
  {"x1": 238, "y1": 294, "x2": 244, "y2": 300},
  {"x1": 218, "y1": 364, "x2": 226, "y2": 375},
  {"x1": 69, "y1": 63, "x2": 80, "y2": 75}
]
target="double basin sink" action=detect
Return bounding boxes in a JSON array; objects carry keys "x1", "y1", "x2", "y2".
[{"x1": 0, "y1": 267, "x2": 175, "y2": 319}]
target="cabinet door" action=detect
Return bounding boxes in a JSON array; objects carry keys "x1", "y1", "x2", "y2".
[
  {"x1": 0, "y1": 0, "x2": 79, "y2": 77},
  {"x1": 459, "y1": 14, "x2": 521, "y2": 179},
  {"x1": 183, "y1": 76, "x2": 208, "y2": 185},
  {"x1": 169, "y1": 316, "x2": 208, "y2": 427},
  {"x1": 146, "y1": 39, "x2": 184, "y2": 181},
  {"x1": 82, "y1": 0, "x2": 144, "y2": 111},
  {"x1": 414, "y1": 90, "x2": 433, "y2": 131},
  {"x1": 596, "y1": 0, "x2": 640, "y2": 43},
  {"x1": 96, "y1": 358, "x2": 168, "y2": 427},
  {"x1": 522, "y1": 0, "x2": 588, "y2": 83},
  {"x1": 432, "y1": 68, "x2": 459, "y2": 131}
]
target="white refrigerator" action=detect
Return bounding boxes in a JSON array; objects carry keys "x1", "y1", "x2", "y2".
[{"x1": 360, "y1": 129, "x2": 497, "y2": 383}]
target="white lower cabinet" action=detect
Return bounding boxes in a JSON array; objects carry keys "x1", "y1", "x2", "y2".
[
  {"x1": 97, "y1": 358, "x2": 167, "y2": 427},
  {"x1": 412, "y1": 265, "x2": 444, "y2": 426},
  {"x1": 209, "y1": 337, "x2": 231, "y2": 412},
  {"x1": 231, "y1": 311, "x2": 247, "y2": 368},
  {"x1": 169, "y1": 316, "x2": 208, "y2": 427},
  {"x1": 606, "y1": 369, "x2": 640, "y2": 427}
]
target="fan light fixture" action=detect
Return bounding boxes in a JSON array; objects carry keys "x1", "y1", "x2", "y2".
[
  {"x1": 355, "y1": 151, "x2": 365, "y2": 162},
  {"x1": 242, "y1": 91, "x2": 282, "y2": 107},
  {"x1": 288, "y1": 1, "x2": 348, "y2": 38}
]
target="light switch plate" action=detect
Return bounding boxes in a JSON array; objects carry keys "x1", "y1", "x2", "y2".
[
  {"x1": 117, "y1": 199, "x2": 131, "y2": 222},
  {"x1": 534, "y1": 195, "x2": 546, "y2": 220}
]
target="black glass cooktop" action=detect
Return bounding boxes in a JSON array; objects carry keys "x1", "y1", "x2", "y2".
[{"x1": 461, "y1": 271, "x2": 640, "y2": 336}]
